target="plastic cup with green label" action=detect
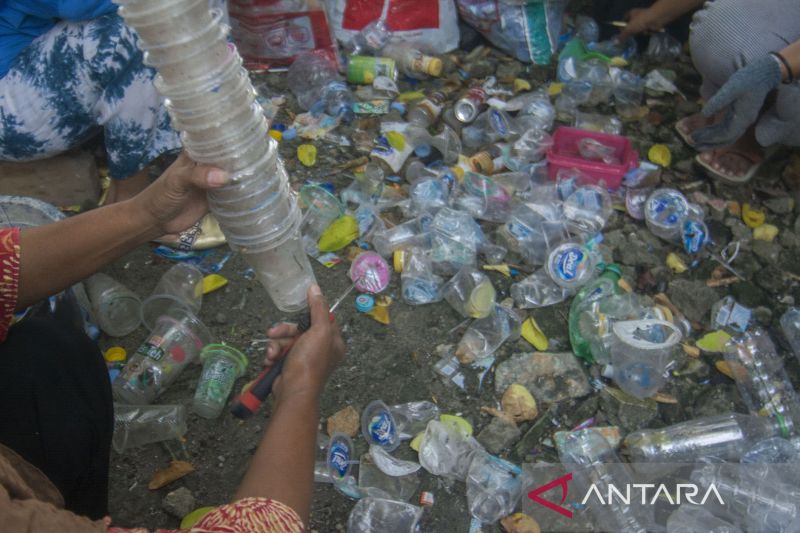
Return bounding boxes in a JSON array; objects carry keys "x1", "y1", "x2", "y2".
[
  {"x1": 193, "y1": 344, "x2": 248, "y2": 419},
  {"x1": 113, "y1": 307, "x2": 212, "y2": 404}
]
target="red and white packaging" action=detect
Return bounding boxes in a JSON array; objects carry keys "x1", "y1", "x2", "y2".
[
  {"x1": 327, "y1": 0, "x2": 459, "y2": 54},
  {"x1": 229, "y1": 0, "x2": 339, "y2": 69}
]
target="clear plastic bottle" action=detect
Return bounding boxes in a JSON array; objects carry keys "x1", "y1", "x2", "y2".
[
  {"x1": 667, "y1": 505, "x2": 743, "y2": 533},
  {"x1": 624, "y1": 413, "x2": 782, "y2": 466},
  {"x1": 725, "y1": 329, "x2": 800, "y2": 437},
  {"x1": 286, "y1": 51, "x2": 340, "y2": 110},
  {"x1": 510, "y1": 269, "x2": 572, "y2": 309},
  {"x1": 455, "y1": 304, "x2": 522, "y2": 363},
  {"x1": 406, "y1": 90, "x2": 446, "y2": 128},
  {"x1": 382, "y1": 44, "x2": 443, "y2": 79},
  {"x1": 347, "y1": 497, "x2": 423, "y2": 533},
  {"x1": 112, "y1": 404, "x2": 187, "y2": 453},
  {"x1": 462, "y1": 109, "x2": 517, "y2": 149},
  {"x1": 569, "y1": 264, "x2": 622, "y2": 362},
  {"x1": 319, "y1": 80, "x2": 355, "y2": 123},
  {"x1": 557, "y1": 429, "x2": 651, "y2": 533},
  {"x1": 469, "y1": 143, "x2": 509, "y2": 175},
  {"x1": 780, "y1": 307, "x2": 800, "y2": 357}
]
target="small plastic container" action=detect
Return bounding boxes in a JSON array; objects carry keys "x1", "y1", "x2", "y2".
[
  {"x1": 167, "y1": 77, "x2": 255, "y2": 129},
  {"x1": 299, "y1": 183, "x2": 345, "y2": 240},
  {"x1": 113, "y1": 307, "x2": 212, "y2": 404},
  {"x1": 645, "y1": 188, "x2": 695, "y2": 241},
  {"x1": 546, "y1": 242, "x2": 597, "y2": 289},
  {"x1": 174, "y1": 100, "x2": 264, "y2": 142},
  {"x1": 546, "y1": 127, "x2": 639, "y2": 189},
  {"x1": 326, "y1": 433, "x2": 355, "y2": 485},
  {"x1": 193, "y1": 344, "x2": 248, "y2": 419},
  {"x1": 185, "y1": 125, "x2": 272, "y2": 172},
  {"x1": 155, "y1": 51, "x2": 243, "y2": 104},
  {"x1": 361, "y1": 400, "x2": 400, "y2": 452},
  {"x1": 610, "y1": 319, "x2": 682, "y2": 399},
  {"x1": 118, "y1": 0, "x2": 216, "y2": 46},
  {"x1": 225, "y1": 199, "x2": 302, "y2": 249},
  {"x1": 85, "y1": 273, "x2": 142, "y2": 337},
  {"x1": 239, "y1": 224, "x2": 317, "y2": 313},
  {"x1": 140, "y1": 263, "x2": 204, "y2": 331},
  {"x1": 442, "y1": 267, "x2": 496, "y2": 319},
  {"x1": 213, "y1": 193, "x2": 295, "y2": 241},
  {"x1": 206, "y1": 148, "x2": 284, "y2": 204},
  {"x1": 143, "y1": 31, "x2": 232, "y2": 86},
  {"x1": 209, "y1": 178, "x2": 287, "y2": 214}
]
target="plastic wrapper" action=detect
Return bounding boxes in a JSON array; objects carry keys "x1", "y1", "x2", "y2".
[{"x1": 456, "y1": 0, "x2": 567, "y2": 64}]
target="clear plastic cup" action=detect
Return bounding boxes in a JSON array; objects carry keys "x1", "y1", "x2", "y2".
[
  {"x1": 442, "y1": 267, "x2": 496, "y2": 319},
  {"x1": 239, "y1": 225, "x2": 317, "y2": 313},
  {"x1": 546, "y1": 242, "x2": 598, "y2": 289},
  {"x1": 143, "y1": 28, "x2": 232, "y2": 86},
  {"x1": 85, "y1": 273, "x2": 142, "y2": 337},
  {"x1": 184, "y1": 121, "x2": 271, "y2": 172},
  {"x1": 209, "y1": 177, "x2": 287, "y2": 213},
  {"x1": 224, "y1": 198, "x2": 301, "y2": 249},
  {"x1": 205, "y1": 144, "x2": 282, "y2": 203},
  {"x1": 154, "y1": 50, "x2": 242, "y2": 102},
  {"x1": 213, "y1": 193, "x2": 295, "y2": 241},
  {"x1": 177, "y1": 101, "x2": 265, "y2": 144},
  {"x1": 113, "y1": 307, "x2": 212, "y2": 404},
  {"x1": 193, "y1": 344, "x2": 248, "y2": 419},
  {"x1": 120, "y1": 1, "x2": 217, "y2": 46},
  {"x1": 645, "y1": 188, "x2": 691, "y2": 241},
  {"x1": 614, "y1": 71, "x2": 644, "y2": 120},
  {"x1": 165, "y1": 73, "x2": 255, "y2": 123},
  {"x1": 361, "y1": 400, "x2": 401, "y2": 452},
  {"x1": 140, "y1": 263, "x2": 204, "y2": 331},
  {"x1": 299, "y1": 184, "x2": 344, "y2": 240},
  {"x1": 610, "y1": 319, "x2": 682, "y2": 399}
]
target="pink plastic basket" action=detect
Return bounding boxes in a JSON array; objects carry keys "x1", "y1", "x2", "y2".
[{"x1": 546, "y1": 127, "x2": 639, "y2": 190}]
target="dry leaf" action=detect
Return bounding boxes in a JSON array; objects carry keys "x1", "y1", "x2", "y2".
[
  {"x1": 715, "y1": 360, "x2": 734, "y2": 379},
  {"x1": 652, "y1": 392, "x2": 678, "y2": 404},
  {"x1": 148, "y1": 460, "x2": 194, "y2": 490},
  {"x1": 682, "y1": 343, "x2": 701, "y2": 358},
  {"x1": 501, "y1": 384, "x2": 538, "y2": 423},
  {"x1": 480, "y1": 406, "x2": 517, "y2": 426},
  {"x1": 327, "y1": 406, "x2": 359, "y2": 437},
  {"x1": 501, "y1": 513, "x2": 541, "y2": 533}
]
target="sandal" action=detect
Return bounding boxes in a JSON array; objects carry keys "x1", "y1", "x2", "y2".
[{"x1": 694, "y1": 147, "x2": 776, "y2": 185}]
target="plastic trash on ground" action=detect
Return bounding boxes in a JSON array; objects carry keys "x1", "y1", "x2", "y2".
[{"x1": 112, "y1": 404, "x2": 187, "y2": 453}]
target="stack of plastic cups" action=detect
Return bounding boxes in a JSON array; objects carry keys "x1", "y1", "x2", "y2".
[{"x1": 116, "y1": 0, "x2": 316, "y2": 312}]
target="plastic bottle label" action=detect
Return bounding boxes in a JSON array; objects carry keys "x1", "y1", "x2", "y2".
[
  {"x1": 507, "y1": 221, "x2": 533, "y2": 240},
  {"x1": 347, "y1": 56, "x2": 396, "y2": 84},
  {"x1": 557, "y1": 248, "x2": 584, "y2": 281},
  {"x1": 490, "y1": 109, "x2": 509, "y2": 136},
  {"x1": 137, "y1": 340, "x2": 165, "y2": 362},
  {"x1": 682, "y1": 220, "x2": 707, "y2": 254}
]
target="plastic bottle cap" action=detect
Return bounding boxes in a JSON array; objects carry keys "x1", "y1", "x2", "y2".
[
  {"x1": 104, "y1": 346, "x2": 127, "y2": 363},
  {"x1": 268, "y1": 129, "x2": 282, "y2": 141},
  {"x1": 470, "y1": 152, "x2": 493, "y2": 174},
  {"x1": 450, "y1": 165, "x2": 465, "y2": 181},
  {"x1": 426, "y1": 57, "x2": 443, "y2": 77},
  {"x1": 355, "y1": 294, "x2": 375, "y2": 313},
  {"x1": 414, "y1": 143, "x2": 432, "y2": 158}
]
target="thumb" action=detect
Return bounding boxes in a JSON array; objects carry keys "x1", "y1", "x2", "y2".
[
  {"x1": 307, "y1": 284, "x2": 329, "y2": 327},
  {"x1": 194, "y1": 165, "x2": 229, "y2": 189}
]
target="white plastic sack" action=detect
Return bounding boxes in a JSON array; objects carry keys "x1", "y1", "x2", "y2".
[
  {"x1": 457, "y1": 0, "x2": 567, "y2": 64},
  {"x1": 326, "y1": 0, "x2": 459, "y2": 54}
]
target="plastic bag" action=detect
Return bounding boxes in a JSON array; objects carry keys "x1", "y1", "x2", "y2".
[
  {"x1": 229, "y1": 0, "x2": 338, "y2": 68},
  {"x1": 327, "y1": 0, "x2": 460, "y2": 54},
  {"x1": 456, "y1": 0, "x2": 567, "y2": 64}
]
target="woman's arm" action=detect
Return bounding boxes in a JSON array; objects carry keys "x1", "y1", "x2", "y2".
[
  {"x1": 234, "y1": 284, "x2": 346, "y2": 524},
  {"x1": 775, "y1": 40, "x2": 800, "y2": 82},
  {"x1": 618, "y1": 0, "x2": 706, "y2": 42},
  {"x1": 17, "y1": 154, "x2": 226, "y2": 310}
]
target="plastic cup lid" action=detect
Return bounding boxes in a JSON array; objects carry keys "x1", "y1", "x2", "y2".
[
  {"x1": 199, "y1": 343, "x2": 248, "y2": 375},
  {"x1": 361, "y1": 400, "x2": 399, "y2": 451},
  {"x1": 349, "y1": 252, "x2": 391, "y2": 294},
  {"x1": 355, "y1": 294, "x2": 375, "y2": 313},
  {"x1": 327, "y1": 433, "x2": 354, "y2": 482},
  {"x1": 300, "y1": 183, "x2": 344, "y2": 217}
]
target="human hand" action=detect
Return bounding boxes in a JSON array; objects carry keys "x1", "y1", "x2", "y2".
[
  {"x1": 617, "y1": 8, "x2": 664, "y2": 42},
  {"x1": 692, "y1": 55, "x2": 783, "y2": 150},
  {"x1": 271, "y1": 284, "x2": 345, "y2": 403},
  {"x1": 130, "y1": 152, "x2": 228, "y2": 236}
]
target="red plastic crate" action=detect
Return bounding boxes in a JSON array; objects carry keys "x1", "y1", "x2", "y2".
[{"x1": 546, "y1": 126, "x2": 639, "y2": 190}]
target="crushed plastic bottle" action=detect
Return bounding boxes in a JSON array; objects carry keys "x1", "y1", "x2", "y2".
[
  {"x1": 466, "y1": 452, "x2": 523, "y2": 524},
  {"x1": 666, "y1": 505, "x2": 743, "y2": 533},
  {"x1": 511, "y1": 269, "x2": 572, "y2": 309},
  {"x1": 462, "y1": 109, "x2": 517, "y2": 149},
  {"x1": 624, "y1": 413, "x2": 782, "y2": 467},
  {"x1": 382, "y1": 44, "x2": 443, "y2": 79},
  {"x1": 347, "y1": 497, "x2": 423, "y2": 533},
  {"x1": 455, "y1": 304, "x2": 523, "y2": 363},
  {"x1": 780, "y1": 307, "x2": 800, "y2": 357},
  {"x1": 418, "y1": 419, "x2": 483, "y2": 481}
]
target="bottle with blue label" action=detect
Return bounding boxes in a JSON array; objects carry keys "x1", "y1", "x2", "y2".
[
  {"x1": 462, "y1": 109, "x2": 517, "y2": 149},
  {"x1": 645, "y1": 188, "x2": 709, "y2": 254},
  {"x1": 546, "y1": 241, "x2": 598, "y2": 289},
  {"x1": 361, "y1": 400, "x2": 400, "y2": 452}
]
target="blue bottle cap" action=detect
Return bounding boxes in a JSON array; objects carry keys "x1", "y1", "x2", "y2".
[
  {"x1": 391, "y1": 102, "x2": 406, "y2": 114},
  {"x1": 271, "y1": 122, "x2": 287, "y2": 132},
  {"x1": 355, "y1": 294, "x2": 375, "y2": 313},
  {"x1": 282, "y1": 127, "x2": 297, "y2": 141},
  {"x1": 414, "y1": 144, "x2": 432, "y2": 158}
]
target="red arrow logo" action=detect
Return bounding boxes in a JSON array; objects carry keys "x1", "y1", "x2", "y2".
[{"x1": 527, "y1": 472, "x2": 573, "y2": 518}]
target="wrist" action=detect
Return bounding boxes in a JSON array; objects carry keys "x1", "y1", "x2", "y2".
[
  {"x1": 120, "y1": 197, "x2": 162, "y2": 242},
  {"x1": 273, "y1": 387, "x2": 321, "y2": 412}
]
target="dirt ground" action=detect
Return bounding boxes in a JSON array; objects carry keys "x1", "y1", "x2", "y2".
[{"x1": 101, "y1": 29, "x2": 800, "y2": 533}]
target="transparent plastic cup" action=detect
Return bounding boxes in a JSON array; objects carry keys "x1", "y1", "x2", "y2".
[
  {"x1": 442, "y1": 267, "x2": 496, "y2": 319},
  {"x1": 610, "y1": 319, "x2": 682, "y2": 399},
  {"x1": 113, "y1": 307, "x2": 212, "y2": 404},
  {"x1": 193, "y1": 344, "x2": 248, "y2": 419},
  {"x1": 223, "y1": 195, "x2": 301, "y2": 246},
  {"x1": 154, "y1": 51, "x2": 242, "y2": 104},
  {"x1": 85, "y1": 273, "x2": 142, "y2": 337},
  {"x1": 209, "y1": 177, "x2": 286, "y2": 213},
  {"x1": 213, "y1": 193, "x2": 295, "y2": 241},
  {"x1": 239, "y1": 226, "x2": 317, "y2": 313},
  {"x1": 184, "y1": 121, "x2": 271, "y2": 172},
  {"x1": 178, "y1": 102, "x2": 266, "y2": 145},
  {"x1": 120, "y1": 2, "x2": 217, "y2": 46},
  {"x1": 361, "y1": 400, "x2": 400, "y2": 452},
  {"x1": 546, "y1": 242, "x2": 598, "y2": 289},
  {"x1": 140, "y1": 263, "x2": 204, "y2": 331},
  {"x1": 299, "y1": 183, "x2": 344, "y2": 240},
  {"x1": 165, "y1": 73, "x2": 255, "y2": 123},
  {"x1": 206, "y1": 145, "x2": 283, "y2": 204},
  {"x1": 614, "y1": 71, "x2": 644, "y2": 120},
  {"x1": 645, "y1": 188, "x2": 691, "y2": 241},
  {"x1": 143, "y1": 29, "x2": 233, "y2": 86}
]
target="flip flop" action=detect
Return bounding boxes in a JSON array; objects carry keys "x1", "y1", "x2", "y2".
[
  {"x1": 674, "y1": 117, "x2": 697, "y2": 148},
  {"x1": 694, "y1": 147, "x2": 776, "y2": 185}
]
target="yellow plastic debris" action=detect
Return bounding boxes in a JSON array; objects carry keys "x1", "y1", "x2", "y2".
[
  {"x1": 696, "y1": 330, "x2": 732, "y2": 353},
  {"x1": 742, "y1": 203, "x2": 765, "y2": 228},
  {"x1": 609, "y1": 57, "x2": 629, "y2": 68},
  {"x1": 318, "y1": 215, "x2": 359, "y2": 252},
  {"x1": 666, "y1": 252, "x2": 688, "y2": 273},
  {"x1": 513, "y1": 78, "x2": 531, "y2": 93},
  {"x1": 366, "y1": 296, "x2": 391, "y2": 325},
  {"x1": 715, "y1": 360, "x2": 734, "y2": 380},
  {"x1": 297, "y1": 144, "x2": 317, "y2": 167},
  {"x1": 753, "y1": 223, "x2": 779, "y2": 242},
  {"x1": 482, "y1": 264, "x2": 512, "y2": 277},
  {"x1": 202, "y1": 274, "x2": 228, "y2": 295},
  {"x1": 521, "y1": 317, "x2": 548, "y2": 351},
  {"x1": 268, "y1": 129, "x2": 282, "y2": 141},
  {"x1": 385, "y1": 130, "x2": 406, "y2": 151},
  {"x1": 397, "y1": 91, "x2": 426, "y2": 103},
  {"x1": 393, "y1": 250, "x2": 406, "y2": 273},
  {"x1": 648, "y1": 144, "x2": 672, "y2": 167},
  {"x1": 181, "y1": 507, "x2": 216, "y2": 530},
  {"x1": 104, "y1": 346, "x2": 127, "y2": 363},
  {"x1": 439, "y1": 414, "x2": 473, "y2": 437},
  {"x1": 409, "y1": 432, "x2": 424, "y2": 452},
  {"x1": 547, "y1": 82, "x2": 563, "y2": 96}
]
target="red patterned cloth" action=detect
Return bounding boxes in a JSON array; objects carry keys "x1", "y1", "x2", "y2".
[
  {"x1": 107, "y1": 498, "x2": 305, "y2": 533},
  {"x1": 0, "y1": 228, "x2": 20, "y2": 343}
]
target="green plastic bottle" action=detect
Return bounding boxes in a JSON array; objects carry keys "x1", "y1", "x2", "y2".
[{"x1": 568, "y1": 264, "x2": 622, "y2": 362}]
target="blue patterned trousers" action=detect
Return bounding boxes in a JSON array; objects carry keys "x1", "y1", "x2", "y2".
[{"x1": 0, "y1": 14, "x2": 181, "y2": 179}]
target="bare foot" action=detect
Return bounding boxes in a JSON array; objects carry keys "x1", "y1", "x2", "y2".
[
  {"x1": 105, "y1": 168, "x2": 151, "y2": 204},
  {"x1": 676, "y1": 111, "x2": 725, "y2": 146},
  {"x1": 697, "y1": 129, "x2": 763, "y2": 181}
]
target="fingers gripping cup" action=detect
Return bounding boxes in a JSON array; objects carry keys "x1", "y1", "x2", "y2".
[
  {"x1": 113, "y1": 307, "x2": 212, "y2": 404},
  {"x1": 141, "y1": 263, "x2": 204, "y2": 331},
  {"x1": 193, "y1": 344, "x2": 248, "y2": 419}
]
